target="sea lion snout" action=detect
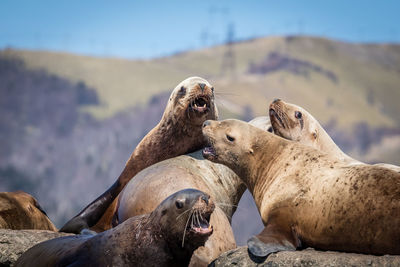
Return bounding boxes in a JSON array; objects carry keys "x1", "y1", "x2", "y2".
[{"x1": 198, "y1": 83, "x2": 206, "y2": 92}]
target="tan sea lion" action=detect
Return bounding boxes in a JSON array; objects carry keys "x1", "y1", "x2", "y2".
[
  {"x1": 61, "y1": 77, "x2": 218, "y2": 234},
  {"x1": 116, "y1": 151, "x2": 245, "y2": 266},
  {"x1": 269, "y1": 99, "x2": 400, "y2": 172},
  {"x1": 16, "y1": 189, "x2": 214, "y2": 267},
  {"x1": 0, "y1": 191, "x2": 56, "y2": 231},
  {"x1": 202, "y1": 119, "x2": 400, "y2": 257}
]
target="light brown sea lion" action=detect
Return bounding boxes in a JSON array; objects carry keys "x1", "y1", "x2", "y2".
[
  {"x1": 202, "y1": 119, "x2": 400, "y2": 257},
  {"x1": 60, "y1": 77, "x2": 218, "y2": 234},
  {"x1": 269, "y1": 99, "x2": 400, "y2": 172},
  {"x1": 16, "y1": 189, "x2": 214, "y2": 267},
  {"x1": 116, "y1": 151, "x2": 245, "y2": 266},
  {"x1": 0, "y1": 191, "x2": 56, "y2": 231}
]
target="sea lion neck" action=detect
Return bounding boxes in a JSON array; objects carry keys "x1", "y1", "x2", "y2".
[
  {"x1": 313, "y1": 124, "x2": 355, "y2": 163},
  {"x1": 118, "y1": 116, "x2": 206, "y2": 187},
  {"x1": 245, "y1": 133, "x2": 291, "y2": 197}
]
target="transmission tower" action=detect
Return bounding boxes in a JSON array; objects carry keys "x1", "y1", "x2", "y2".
[{"x1": 220, "y1": 23, "x2": 236, "y2": 78}]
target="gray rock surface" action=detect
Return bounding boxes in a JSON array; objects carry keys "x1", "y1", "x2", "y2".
[
  {"x1": 0, "y1": 229, "x2": 72, "y2": 267},
  {"x1": 2, "y1": 231, "x2": 400, "y2": 267},
  {"x1": 210, "y1": 246, "x2": 400, "y2": 267}
]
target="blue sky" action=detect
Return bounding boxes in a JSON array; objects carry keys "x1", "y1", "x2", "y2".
[{"x1": 0, "y1": 0, "x2": 399, "y2": 59}]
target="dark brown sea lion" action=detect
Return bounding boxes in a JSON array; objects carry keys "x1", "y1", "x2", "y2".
[
  {"x1": 202, "y1": 119, "x2": 400, "y2": 257},
  {"x1": 60, "y1": 77, "x2": 218, "y2": 234},
  {"x1": 16, "y1": 189, "x2": 214, "y2": 267},
  {"x1": 0, "y1": 191, "x2": 56, "y2": 231},
  {"x1": 269, "y1": 99, "x2": 400, "y2": 172}
]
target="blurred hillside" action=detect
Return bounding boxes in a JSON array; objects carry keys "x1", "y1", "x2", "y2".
[{"x1": 0, "y1": 36, "x2": 399, "y2": 244}]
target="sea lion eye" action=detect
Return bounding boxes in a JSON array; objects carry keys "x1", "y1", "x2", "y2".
[
  {"x1": 175, "y1": 200, "x2": 184, "y2": 209},
  {"x1": 295, "y1": 111, "x2": 302, "y2": 119},
  {"x1": 226, "y1": 134, "x2": 235, "y2": 142}
]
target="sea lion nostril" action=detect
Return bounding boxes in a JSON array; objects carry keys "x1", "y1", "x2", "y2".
[
  {"x1": 201, "y1": 195, "x2": 209, "y2": 205},
  {"x1": 272, "y1": 98, "x2": 281, "y2": 104},
  {"x1": 203, "y1": 120, "x2": 211, "y2": 128},
  {"x1": 199, "y1": 83, "x2": 206, "y2": 92},
  {"x1": 269, "y1": 109, "x2": 274, "y2": 116}
]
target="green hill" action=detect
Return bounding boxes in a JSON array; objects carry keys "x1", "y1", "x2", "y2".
[{"x1": 1, "y1": 35, "x2": 400, "y2": 129}]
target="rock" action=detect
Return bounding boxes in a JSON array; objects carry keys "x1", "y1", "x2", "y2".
[
  {"x1": 0, "y1": 229, "x2": 73, "y2": 267},
  {"x1": 210, "y1": 246, "x2": 400, "y2": 267}
]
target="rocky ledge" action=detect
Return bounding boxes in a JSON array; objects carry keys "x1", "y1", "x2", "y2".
[
  {"x1": 1, "y1": 230, "x2": 400, "y2": 267},
  {"x1": 210, "y1": 246, "x2": 400, "y2": 267},
  {"x1": 0, "y1": 229, "x2": 72, "y2": 267}
]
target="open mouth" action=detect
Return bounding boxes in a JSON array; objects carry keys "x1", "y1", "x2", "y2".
[
  {"x1": 190, "y1": 96, "x2": 210, "y2": 113},
  {"x1": 202, "y1": 145, "x2": 216, "y2": 159},
  {"x1": 269, "y1": 108, "x2": 285, "y2": 129},
  {"x1": 187, "y1": 210, "x2": 213, "y2": 235}
]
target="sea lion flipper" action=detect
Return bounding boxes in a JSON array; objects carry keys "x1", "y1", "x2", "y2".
[
  {"x1": 247, "y1": 224, "x2": 297, "y2": 258},
  {"x1": 60, "y1": 217, "x2": 89, "y2": 233}
]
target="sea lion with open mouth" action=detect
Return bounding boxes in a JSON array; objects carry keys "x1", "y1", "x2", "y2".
[
  {"x1": 61, "y1": 77, "x2": 218, "y2": 234},
  {"x1": 269, "y1": 99, "x2": 400, "y2": 172},
  {"x1": 16, "y1": 189, "x2": 214, "y2": 267},
  {"x1": 202, "y1": 119, "x2": 400, "y2": 258}
]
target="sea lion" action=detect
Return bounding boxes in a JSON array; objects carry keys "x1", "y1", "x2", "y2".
[
  {"x1": 61, "y1": 77, "x2": 218, "y2": 234},
  {"x1": 116, "y1": 151, "x2": 245, "y2": 265},
  {"x1": 16, "y1": 189, "x2": 214, "y2": 267},
  {"x1": 269, "y1": 99, "x2": 400, "y2": 172},
  {"x1": 202, "y1": 119, "x2": 400, "y2": 257},
  {"x1": 0, "y1": 191, "x2": 56, "y2": 231},
  {"x1": 115, "y1": 117, "x2": 272, "y2": 265}
]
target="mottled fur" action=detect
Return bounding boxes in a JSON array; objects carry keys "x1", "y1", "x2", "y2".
[{"x1": 203, "y1": 119, "x2": 400, "y2": 256}]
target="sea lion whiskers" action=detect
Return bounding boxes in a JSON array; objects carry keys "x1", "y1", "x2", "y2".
[
  {"x1": 195, "y1": 210, "x2": 201, "y2": 230},
  {"x1": 181, "y1": 209, "x2": 194, "y2": 248},
  {"x1": 175, "y1": 207, "x2": 193, "y2": 221},
  {"x1": 214, "y1": 202, "x2": 242, "y2": 211}
]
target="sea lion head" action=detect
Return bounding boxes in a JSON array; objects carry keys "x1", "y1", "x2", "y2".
[
  {"x1": 166, "y1": 77, "x2": 218, "y2": 126},
  {"x1": 155, "y1": 188, "x2": 214, "y2": 248},
  {"x1": 202, "y1": 119, "x2": 256, "y2": 176},
  {"x1": 269, "y1": 99, "x2": 319, "y2": 147}
]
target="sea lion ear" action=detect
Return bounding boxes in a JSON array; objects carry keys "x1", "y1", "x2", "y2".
[{"x1": 312, "y1": 132, "x2": 317, "y2": 139}]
